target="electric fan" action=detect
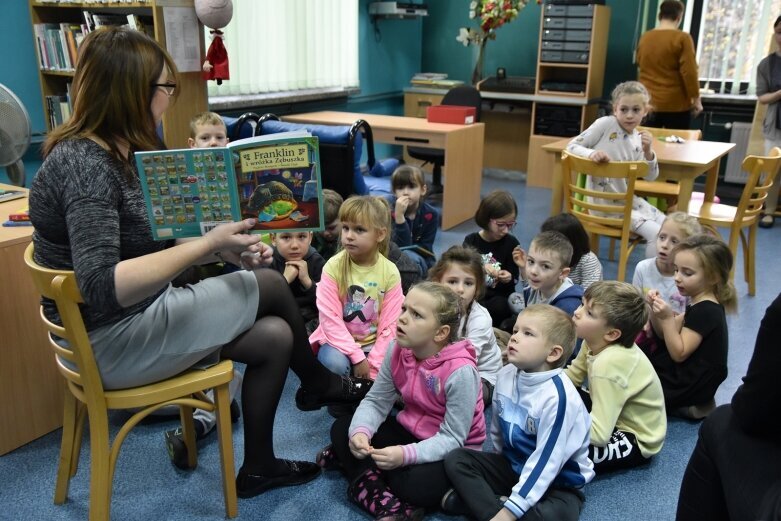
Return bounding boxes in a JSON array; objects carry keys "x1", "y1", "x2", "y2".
[{"x1": 0, "y1": 84, "x2": 32, "y2": 187}]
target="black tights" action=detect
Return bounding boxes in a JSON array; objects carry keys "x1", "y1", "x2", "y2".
[{"x1": 221, "y1": 268, "x2": 336, "y2": 476}]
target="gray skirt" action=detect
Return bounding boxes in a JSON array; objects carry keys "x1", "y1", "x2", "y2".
[{"x1": 87, "y1": 270, "x2": 259, "y2": 390}]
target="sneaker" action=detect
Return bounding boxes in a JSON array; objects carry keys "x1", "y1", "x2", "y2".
[
  {"x1": 440, "y1": 488, "x2": 470, "y2": 516},
  {"x1": 165, "y1": 399, "x2": 240, "y2": 470},
  {"x1": 236, "y1": 459, "x2": 321, "y2": 498},
  {"x1": 295, "y1": 375, "x2": 373, "y2": 411}
]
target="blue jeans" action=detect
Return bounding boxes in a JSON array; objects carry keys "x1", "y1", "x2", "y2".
[
  {"x1": 403, "y1": 249, "x2": 429, "y2": 278},
  {"x1": 317, "y1": 343, "x2": 352, "y2": 376}
]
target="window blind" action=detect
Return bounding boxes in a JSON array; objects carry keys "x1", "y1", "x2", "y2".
[
  {"x1": 697, "y1": 0, "x2": 781, "y2": 94},
  {"x1": 206, "y1": 0, "x2": 359, "y2": 98}
]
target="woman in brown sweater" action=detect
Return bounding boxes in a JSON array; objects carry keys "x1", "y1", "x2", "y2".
[{"x1": 636, "y1": 0, "x2": 703, "y2": 129}]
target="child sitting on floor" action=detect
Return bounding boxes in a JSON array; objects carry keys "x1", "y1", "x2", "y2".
[
  {"x1": 565, "y1": 281, "x2": 667, "y2": 473},
  {"x1": 541, "y1": 213, "x2": 603, "y2": 289},
  {"x1": 313, "y1": 188, "x2": 344, "y2": 262},
  {"x1": 442, "y1": 304, "x2": 594, "y2": 521},
  {"x1": 390, "y1": 165, "x2": 438, "y2": 277},
  {"x1": 317, "y1": 282, "x2": 486, "y2": 520},
  {"x1": 646, "y1": 234, "x2": 736, "y2": 420}
]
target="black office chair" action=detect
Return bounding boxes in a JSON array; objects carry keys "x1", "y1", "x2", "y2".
[{"x1": 407, "y1": 85, "x2": 482, "y2": 194}]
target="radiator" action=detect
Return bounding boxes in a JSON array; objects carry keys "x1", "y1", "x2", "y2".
[{"x1": 724, "y1": 122, "x2": 753, "y2": 184}]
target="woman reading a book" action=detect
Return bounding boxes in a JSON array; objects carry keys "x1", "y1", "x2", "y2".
[{"x1": 28, "y1": 26, "x2": 371, "y2": 498}]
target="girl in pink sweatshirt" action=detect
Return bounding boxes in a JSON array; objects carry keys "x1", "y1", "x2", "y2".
[
  {"x1": 309, "y1": 196, "x2": 404, "y2": 380},
  {"x1": 317, "y1": 281, "x2": 486, "y2": 520}
]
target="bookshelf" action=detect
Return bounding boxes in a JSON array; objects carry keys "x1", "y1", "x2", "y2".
[
  {"x1": 29, "y1": 1, "x2": 207, "y2": 149},
  {"x1": 527, "y1": 3, "x2": 610, "y2": 188}
]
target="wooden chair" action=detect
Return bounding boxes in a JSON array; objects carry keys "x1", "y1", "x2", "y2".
[
  {"x1": 561, "y1": 152, "x2": 649, "y2": 281},
  {"x1": 23, "y1": 244, "x2": 238, "y2": 521},
  {"x1": 687, "y1": 147, "x2": 781, "y2": 296},
  {"x1": 634, "y1": 126, "x2": 704, "y2": 208}
]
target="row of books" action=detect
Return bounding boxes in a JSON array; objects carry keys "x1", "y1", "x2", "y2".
[
  {"x1": 33, "y1": 12, "x2": 152, "y2": 72},
  {"x1": 46, "y1": 92, "x2": 72, "y2": 129},
  {"x1": 410, "y1": 72, "x2": 464, "y2": 88}
]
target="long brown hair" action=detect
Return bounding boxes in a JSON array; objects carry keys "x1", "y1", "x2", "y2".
[{"x1": 43, "y1": 27, "x2": 178, "y2": 176}]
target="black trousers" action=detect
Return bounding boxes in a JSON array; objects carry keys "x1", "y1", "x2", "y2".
[
  {"x1": 444, "y1": 448, "x2": 584, "y2": 521},
  {"x1": 576, "y1": 387, "x2": 651, "y2": 473},
  {"x1": 644, "y1": 110, "x2": 692, "y2": 130},
  {"x1": 330, "y1": 414, "x2": 451, "y2": 508},
  {"x1": 676, "y1": 405, "x2": 781, "y2": 521}
]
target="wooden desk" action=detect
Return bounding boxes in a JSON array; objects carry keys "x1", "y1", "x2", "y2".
[
  {"x1": 0, "y1": 185, "x2": 65, "y2": 455},
  {"x1": 284, "y1": 111, "x2": 485, "y2": 230},
  {"x1": 542, "y1": 137, "x2": 736, "y2": 215}
]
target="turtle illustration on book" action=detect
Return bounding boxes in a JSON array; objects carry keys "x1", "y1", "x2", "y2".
[{"x1": 247, "y1": 180, "x2": 298, "y2": 221}]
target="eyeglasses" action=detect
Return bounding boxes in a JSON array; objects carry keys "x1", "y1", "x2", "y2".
[
  {"x1": 490, "y1": 219, "x2": 517, "y2": 230},
  {"x1": 152, "y1": 83, "x2": 177, "y2": 96}
]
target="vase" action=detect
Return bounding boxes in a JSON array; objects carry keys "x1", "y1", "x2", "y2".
[{"x1": 471, "y1": 38, "x2": 488, "y2": 85}]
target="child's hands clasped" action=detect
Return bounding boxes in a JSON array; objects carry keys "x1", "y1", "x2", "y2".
[
  {"x1": 285, "y1": 259, "x2": 312, "y2": 288},
  {"x1": 349, "y1": 433, "x2": 372, "y2": 459},
  {"x1": 589, "y1": 150, "x2": 611, "y2": 163},
  {"x1": 371, "y1": 445, "x2": 404, "y2": 470}
]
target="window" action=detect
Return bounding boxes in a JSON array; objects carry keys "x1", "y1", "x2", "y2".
[
  {"x1": 206, "y1": 0, "x2": 359, "y2": 99},
  {"x1": 693, "y1": 0, "x2": 781, "y2": 94}
]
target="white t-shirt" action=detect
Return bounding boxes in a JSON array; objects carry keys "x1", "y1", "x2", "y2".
[{"x1": 632, "y1": 257, "x2": 688, "y2": 315}]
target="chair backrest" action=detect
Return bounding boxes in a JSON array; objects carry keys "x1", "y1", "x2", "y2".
[
  {"x1": 735, "y1": 147, "x2": 781, "y2": 224},
  {"x1": 637, "y1": 126, "x2": 702, "y2": 141},
  {"x1": 223, "y1": 112, "x2": 373, "y2": 199},
  {"x1": 442, "y1": 85, "x2": 482, "y2": 122},
  {"x1": 561, "y1": 152, "x2": 648, "y2": 241},
  {"x1": 23, "y1": 243, "x2": 106, "y2": 400}
]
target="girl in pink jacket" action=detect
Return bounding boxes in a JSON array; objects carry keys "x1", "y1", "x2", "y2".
[
  {"x1": 309, "y1": 196, "x2": 404, "y2": 380},
  {"x1": 317, "y1": 282, "x2": 486, "y2": 520}
]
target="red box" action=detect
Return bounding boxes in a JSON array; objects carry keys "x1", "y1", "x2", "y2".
[{"x1": 426, "y1": 105, "x2": 476, "y2": 125}]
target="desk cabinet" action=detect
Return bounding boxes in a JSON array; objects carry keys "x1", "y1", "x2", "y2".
[
  {"x1": 528, "y1": 4, "x2": 610, "y2": 188},
  {"x1": 404, "y1": 92, "x2": 445, "y2": 118},
  {"x1": 0, "y1": 188, "x2": 65, "y2": 455}
]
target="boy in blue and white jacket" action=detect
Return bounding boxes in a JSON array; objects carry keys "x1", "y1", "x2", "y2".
[{"x1": 443, "y1": 304, "x2": 594, "y2": 521}]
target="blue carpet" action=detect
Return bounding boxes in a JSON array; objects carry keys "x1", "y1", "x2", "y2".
[{"x1": 3, "y1": 172, "x2": 779, "y2": 520}]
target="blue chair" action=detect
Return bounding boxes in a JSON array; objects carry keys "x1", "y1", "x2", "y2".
[{"x1": 224, "y1": 113, "x2": 390, "y2": 199}]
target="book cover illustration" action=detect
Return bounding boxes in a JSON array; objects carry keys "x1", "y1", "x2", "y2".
[{"x1": 135, "y1": 133, "x2": 324, "y2": 240}]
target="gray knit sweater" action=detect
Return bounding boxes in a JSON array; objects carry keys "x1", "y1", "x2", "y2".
[{"x1": 29, "y1": 138, "x2": 172, "y2": 331}]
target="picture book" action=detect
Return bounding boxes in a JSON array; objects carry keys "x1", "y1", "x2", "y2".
[{"x1": 134, "y1": 132, "x2": 325, "y2": 240}]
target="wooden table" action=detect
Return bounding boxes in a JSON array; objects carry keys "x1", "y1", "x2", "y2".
[
  {"x1": 284, "y1": 111, "x2": 485, "y2": 230},
  {"x1": 0, "y1": 185, "x2": 65, "y2": 455},
  {"x1": 542, "y1": 137, "x2": 736, "y2": 215}
]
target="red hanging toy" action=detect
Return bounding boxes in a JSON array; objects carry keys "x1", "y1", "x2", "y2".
[{"x1": 195, "y1": 0, "x2": 233, "y2": 85}]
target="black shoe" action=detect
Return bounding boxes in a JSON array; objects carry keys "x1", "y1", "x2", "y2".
[
  {"x1": 236, "y1": 460, "x2": 321, "y2": 498},
  {"x1": 327, "y1": 402, "x2": 358, "y2": 418},
  {"x1": 759, "y1": 214, "x2": 775, "y2": 229},
  {"x1": 440, "y1": 488, "x2": 470, "y2": 516},
  {"x1": 230, "y1": 398, "x2": 241, "y2": 423},
  {"x1": 295, "y1": 376, "x2": 373, "y2": 412}
]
